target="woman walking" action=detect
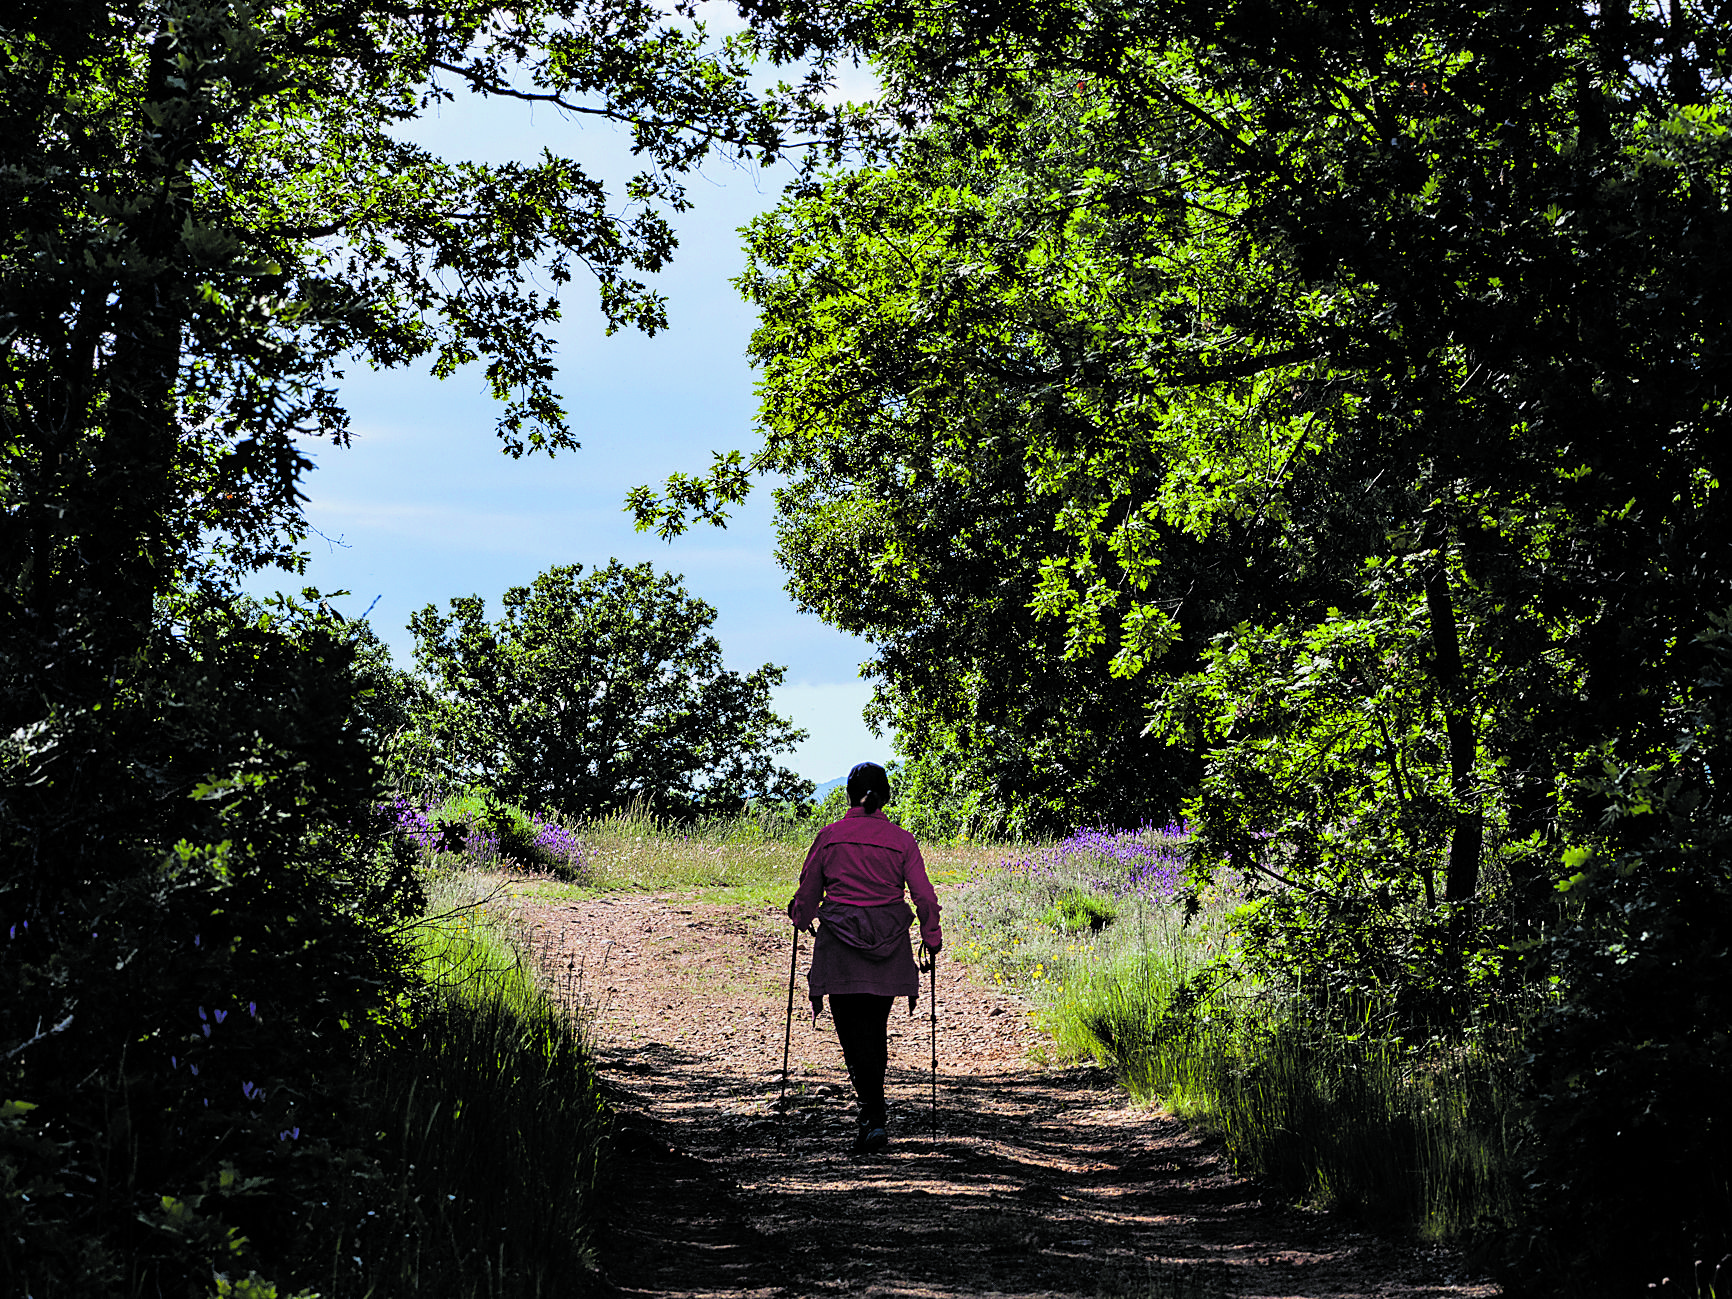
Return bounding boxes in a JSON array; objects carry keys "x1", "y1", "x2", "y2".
[{"x1": 788, "y1": 762, "x2": 942, "y2": 1155}]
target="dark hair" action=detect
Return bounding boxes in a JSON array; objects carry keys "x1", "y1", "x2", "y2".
[{"x1": 847, "y1": 762, "x2": 892, "y2": 815}]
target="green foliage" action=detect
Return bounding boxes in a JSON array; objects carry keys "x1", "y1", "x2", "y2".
[
  {"x1": 408, "y1": 561, "x2": 812, "y2": 818},
  {"x1": 348, "y1": 886, "x2": 611, "y2": 1297},
  {"x1": 1054, "y1": 962, "x2": 1519, "y2": 1242},
  {"x1": 797, "y1": 759, "x2": 1012, "y2": 844},
  {"x1": 809, "y1": 781, "x2": 852, "y2": 827},
  {"x1": 1162, "y1": 594, "x2": 1458, "y2": 916},
  {"x1": 413, "y1": 792, "x2": 589, "y2": 879},
  {"x1": 351, "y1": 623, "x2": 446, "y2": 802},
  {"x1": 636, "y1": 12, "x2": 1732, "y2": 1277},
  {"x1": 1040, "y1": 888, "x2": 1118, "y2": 935},
  {"x1": 1, "y1": 0, "x2": 847, "y2": 1290},
  {"x1": 641, "y1": 0, "x2": 1732, "y2": 923},
  {"x1": 571, "y1": 798, "x2": 808, "y2": 899},
  {"x1": 0, "y1": 593, "x2": 424, "y2": 1296},
  {"x1": 954, "y1": 851, "x2": 1517, "y2": 1242},
  {"x1": 883, "y1": 751, "x2": 1039, "y2": 843},
  {"x1": 1502, "y1": 614, "x2": 1732, "y2": 1293},
  {"x1": 1155, "y1": 581, "x2": 1546, "y2": 1031}
]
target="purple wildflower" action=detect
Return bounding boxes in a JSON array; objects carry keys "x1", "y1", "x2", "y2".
[
  {"x1": 996, "y1": 821, "x2": 1190, "y2": 901},
  {"x1": 531, "y1": 820, "x2": 585, "y2": 873}
]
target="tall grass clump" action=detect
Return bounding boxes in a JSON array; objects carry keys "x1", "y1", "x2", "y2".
[
  {"x1": 389, "y1": 786, "x2": 1012, "y2": 900},
  {"x1": 575, "y1": 798, "x2": 808, "y2": 892},
  {"x1": 954, "y1": 824, "x2": 1518, "y2": 1242},
  {"x1": 351, "y1": 873, "x2": 611, "y2": 1297},
  {"x1": 954, "y1": 823, "x2": 1210, "y2": 991},
  {"x1": 1055, "y1": 959, "x2": 1519, "y2": 1238}
]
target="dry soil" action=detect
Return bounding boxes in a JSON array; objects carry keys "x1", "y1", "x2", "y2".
[{"x1": 521, "y1": 891, "x2": 1500, "y2": 1299}]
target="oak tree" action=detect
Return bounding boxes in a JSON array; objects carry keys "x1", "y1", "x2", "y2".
[
  {"x1": 409, "y1": 562, "x2": 812, "y2": 817},
  {"x1": 1, "y1": 0, "x2": 837, "y2": 1287}
]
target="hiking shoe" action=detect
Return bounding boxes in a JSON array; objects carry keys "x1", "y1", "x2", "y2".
[{"x1": 850, "y1": 1124, "x2": 889, "y2": 1156}]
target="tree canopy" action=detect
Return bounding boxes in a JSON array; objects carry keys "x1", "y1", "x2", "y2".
[
  {"x1": 632, "y1": 2, "x2": 1732, "y2": 1284},
  {"x1": 1, "y1": 0, "x2": 844, "y2": 1288},
  {"x1": 8, "y1": 0, "x2": 1732, "y2": 1286},
  {"x1": 641, "y1": 0, "x2": 1732, "y2": 850},
  {"x1": 409, "y1": 561, "x2": 811, "y2": 817}
]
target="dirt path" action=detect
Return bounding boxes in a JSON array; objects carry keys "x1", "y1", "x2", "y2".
[{"x1": 523, "y1": 893, "x2": 1498, "y2": 1299}]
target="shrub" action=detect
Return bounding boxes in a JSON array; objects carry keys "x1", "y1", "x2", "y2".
[
  {"x1": 1041, "y1": 888, "x2": 1120, "y2": 934},
  {"x1": 1507, "y1": 821, "x2": 1732, "y2": 1291},
  {"x1": 1500, "y1": 615, "x2": 1732, "y2": 1293},
  {"x1": 389, "y1": 794, "x2": 588, "y2": 879},
  {"x1": 1, "y1": 593, "x2": 425, "y2": 1298},
  {"x1": 954, "y1": 823, "x2": 1518, "y2": 1242}
]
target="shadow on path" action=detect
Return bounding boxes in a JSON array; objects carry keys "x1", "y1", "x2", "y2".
[{"x1": 528, "y1": 895, "x2": 1496, "y2": 1299}]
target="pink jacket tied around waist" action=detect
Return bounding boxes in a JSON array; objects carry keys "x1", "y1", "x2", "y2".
[{"x1": 788, "y1": 807, "x2": 942, "y2": 1016}]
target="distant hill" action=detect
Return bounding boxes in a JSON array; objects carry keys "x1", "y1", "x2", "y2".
[{"x1": 809, "y1": 776, "x2": 846, "y2": 802}]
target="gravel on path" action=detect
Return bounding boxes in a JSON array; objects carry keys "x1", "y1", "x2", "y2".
[{"x1": 523, "y1": 892, "x2": 1499, "y2": 1299}]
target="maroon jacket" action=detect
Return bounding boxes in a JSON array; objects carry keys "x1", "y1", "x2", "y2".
[
  {"x1": 788, "y1": 808, "x2": 942, "y2": 1011},
  {"x1": 789, "y1": 808, "x2": 942, "y2": 947}
]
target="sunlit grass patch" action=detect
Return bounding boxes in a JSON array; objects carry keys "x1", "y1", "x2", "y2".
[
  {"x1": 1040, "y1": 887, "x2": 1120, "y2": 934},
  {"x1": 1053, "y1": 959, "x2": 1518, "y2": 1238},
  {"x1": 922, "y1": 839, "x2": 1023, "y2": 884},
  {"x1": 951, "y1": 822, "x2": 1209, "y2": 990},
  {"x1": 949, "y1": 823, "x2": 1516, "y2": 1242},
  {"x1": 353, "y1": 872, "x2": 611, "y2": 1296},
  {"x1": 395, "y1": 792, "x2": 1032, "y2": 903},
  {"x1": 576, "y1": 801, "x2": 807, "y2": 891},
  {"x1": 388, "y1": 794, "x2": 587, "y2": 879},
  {"x1": 500, "y1": 876, "x2": 609, "y2": 904},
  {"x1": 409, "y1": 871, "x2": 541, "y2": 1001}
]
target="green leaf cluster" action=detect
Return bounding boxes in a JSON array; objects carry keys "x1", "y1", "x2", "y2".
[
  {"x1": 0, "y1": 592, "x2": 425, "y2": 1294},
  {"x1": 636, "y1": 0, "x2": 1732, "y2": 1278},
  {"x1": 407, "y1": 561, "x2": 814, "y2": 819},
  {"x1": 1, "y1": 0, "x2": 844, "y2": 1288}
]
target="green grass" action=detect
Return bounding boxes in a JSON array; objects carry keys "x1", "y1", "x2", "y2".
[
  {"x1": 1048, "y1": 955, "x2": 1518, "y2": 1238},
  {"x1": 394, "y1": 798, "x2": 1520, "y2": 1253},
  {"x1": 569, "y1": 801, "x2": 806, "y2": 894},
  {"x1": 1039, "y1": 886, "x2": 1121, "y2": 934},
  {"x1": 952, "y1": 845, "x2": 1518, "y2": 1242},
  {"x1": 952, "y1": 846, "x2": 1225, "y2": 995},
  {"x1": 462, "y1": 799, "x2": 1012, "y2": 904},
  {"x1": 399, "y1": 787, "x2": 1028, "y2": 908},
  {"x1": 350, "y1": 872, "x2": 612, "y2": 1298}
]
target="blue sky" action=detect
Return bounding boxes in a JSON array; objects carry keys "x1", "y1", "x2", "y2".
[{"x1": 251, "y1": 50, "x2": 890, "y2": 785}]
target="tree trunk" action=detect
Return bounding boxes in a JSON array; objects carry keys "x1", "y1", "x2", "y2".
[
  {"x1": 1425, "y1": 560, "x2": 1482, "y2": 903},
  {"x1": 85, "y1": 29, "x2": 191, "y2": 635}
]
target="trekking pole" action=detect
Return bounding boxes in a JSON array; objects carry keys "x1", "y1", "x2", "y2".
[
  {"x1": 780, "y1": 926, "x2": 799, "y2": 1113},
  {"x1": 927, "y1": 946, "x2": 938, "y2": 1145}
]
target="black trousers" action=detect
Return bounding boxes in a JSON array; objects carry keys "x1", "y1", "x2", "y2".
[{"x1": 829, "y1": 993, "x2": 894, "y2": 1127}]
